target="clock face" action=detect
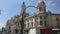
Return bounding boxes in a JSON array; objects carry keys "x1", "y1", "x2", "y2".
[{"x1": 39, "y1": 7, "x2": 42, "y2": 11}]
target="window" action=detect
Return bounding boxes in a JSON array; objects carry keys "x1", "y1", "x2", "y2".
[
  {"x1": 44, "y1": 21, "x2": 46, "y2": 25},
  {"x1": 56, "y1": 18, "x2": 59, "y2": 21},
  {"x1": 44, "y1": 16, "x2": 46, "y2": 19},
  {"x1": 15, "y1": 29, "x2": 18, "y2": 33},
  {"x1": 56, "y1": 22, "x2": 59, "y2": 28},
  {"x1": 40, "y1": 16, "x2": 42, "y2": 19},
  {"x1": 39, "y1": 7, "x2": 42, "y2": 11},
  {"x1": 32, "y1": 22, "x2": 33, "y2": 27},
  {"x1": 40, "y1": 21, "x2": 43, "y2": 25}
]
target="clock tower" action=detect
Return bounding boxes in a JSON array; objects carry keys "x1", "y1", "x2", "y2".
[{"x1": 37, "y1": 0, "x2": 46, "y2": 14}]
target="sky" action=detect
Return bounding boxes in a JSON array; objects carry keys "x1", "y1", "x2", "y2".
[{"x1": 0, "y1": 0, "x2": 60, "y2": 28}]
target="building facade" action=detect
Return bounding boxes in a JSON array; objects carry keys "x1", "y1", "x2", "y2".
[{"x1": 4, "y1": 0, "x2": 60, "y2": 34}]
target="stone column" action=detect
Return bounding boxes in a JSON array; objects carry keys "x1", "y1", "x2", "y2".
[
  {"x1": 33, "y1": 18, "x2": 35, "y2": 27},
  {"x1": 38, "y1": 17, "x2": 40, "y2": 27}
]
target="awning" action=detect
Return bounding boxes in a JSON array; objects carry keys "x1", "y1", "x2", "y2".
[{"x1": 52, "y1": 28, "x2": 60, "y2": 30}]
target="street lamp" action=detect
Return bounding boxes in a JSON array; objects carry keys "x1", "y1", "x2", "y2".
[{"x1": 20, "y1": 2, "x2": 37, "y2": 34}]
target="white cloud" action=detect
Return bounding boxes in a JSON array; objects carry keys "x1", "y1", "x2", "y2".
[
  {"x1": 1, "y1": 11, "x2": 7, "y2": 15},
  {"x1": 0, "y1": 20, "x2": 6, "y2": 29},
  {"x1": 46, "y1": 0, "x2": 55, "y2": 7},
  {"x1": 47, "y1": 8, "x2": 50, "y2": 10},
  {"x1": 0, "y1": 20, "x2": 3, "y2": 28},
  {"x1": 0, "y1": 11, "x2": 8, "y2": 18},
  {"x1": 0, "y1": 11, "x2": 8, "y2": 28},
  {"x1": 45, "y1": 0, "x2": 55, "y2": 11}
]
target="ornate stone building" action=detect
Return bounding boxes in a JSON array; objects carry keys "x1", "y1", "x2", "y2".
[{"x1": 4, "y1": 0, "x2": 60, "y2": 34}]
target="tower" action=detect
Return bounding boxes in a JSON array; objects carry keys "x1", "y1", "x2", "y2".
[{"x1": 37, "y1": 0, "x2": 46, "y2": 14}]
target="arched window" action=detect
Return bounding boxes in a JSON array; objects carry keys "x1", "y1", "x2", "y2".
[{"x1": 39, "y1": 7, "x2": 42, "y2": 11}]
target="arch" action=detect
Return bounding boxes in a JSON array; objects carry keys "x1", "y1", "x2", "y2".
[
  {"x1": 26, "y1": 6, "x2": 37, "y2": 14},
  {"x1": 26, "y1": 6, "x2": 37, "y2": 9}
]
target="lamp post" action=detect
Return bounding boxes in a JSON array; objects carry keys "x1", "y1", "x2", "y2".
[{"x1": 20, "y1": 2, "x2": 37, "y2": 34}]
